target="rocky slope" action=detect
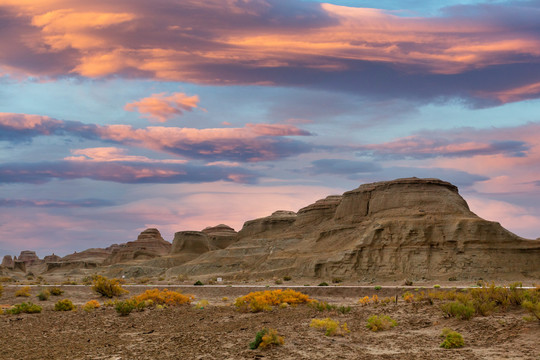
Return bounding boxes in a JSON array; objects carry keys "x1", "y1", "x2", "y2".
[{"x1": 165, "y1": 178, "x2": 540, "y2": 280}]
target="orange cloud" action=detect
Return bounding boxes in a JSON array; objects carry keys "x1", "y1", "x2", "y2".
[{"x1": 124, "y1": 92, "x2": 202, "y2": 122}]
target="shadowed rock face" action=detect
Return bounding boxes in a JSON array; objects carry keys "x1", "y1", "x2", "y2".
[{"x1": 167, "y1": 178, "x2": 540, "y2": 280}]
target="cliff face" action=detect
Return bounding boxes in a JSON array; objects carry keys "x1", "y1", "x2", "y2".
[
  {"x1": 166, "y1": 178, "x2": 540, "y2": 280},
  {"x1": 104, "y1": 228, "x2": 171, "y2": 265}
]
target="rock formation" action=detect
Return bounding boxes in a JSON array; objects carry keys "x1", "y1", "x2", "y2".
[
  {"x1": 1, "y1": 255, "x2": 14, "y2": 269},
  {"x1": 17, "y1": 251, "x2": 40, "y2": 265},
  {"x1": 104, "y1": 228, "x2": 171, "y2": 265},
  {"x1": 43, "y1": 254, "x2": 61, "y2": 263},
  {"x1": 166, "y1": 178, "x2": 540, "y2": 280}
]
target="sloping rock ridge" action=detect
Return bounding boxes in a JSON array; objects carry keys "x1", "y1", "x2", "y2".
[{"x1": 166, "y1": 178, "x2": 540, "y2": 280}]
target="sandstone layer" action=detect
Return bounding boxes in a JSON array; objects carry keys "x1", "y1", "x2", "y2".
[{"x1": 166, "y1": 178, "x2": 540, "y2": 280}]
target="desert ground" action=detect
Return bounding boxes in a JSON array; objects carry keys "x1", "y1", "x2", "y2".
[{"x1": 0, "y1": 282, "x2": 538, "y2": 360}]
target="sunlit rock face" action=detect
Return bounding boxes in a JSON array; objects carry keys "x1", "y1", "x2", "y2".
[{"x1": 168, "y1": 178, "x2": 540, "y2": 281}]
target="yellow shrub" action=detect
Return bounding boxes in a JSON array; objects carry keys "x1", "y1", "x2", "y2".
[
  {"x1": 310, "y1": 318, "x2": 349, "y2": 336},
  {"x1": 260, "y1": 328, "x2": 285, "y2": 348},
  {"x1": 357, "y1": 295, "x2": 380, "y2": 306},
  {"x1": 195, "y1": 299, "x2": 210, "y2": 309},
  {"x1": 15, "y1": 286, "x2": 31, "y2": 297},
  {"x1": 133, "y1": 288, "x2": 192, "y2": 306},
  {"x1": 83, "y1": 300, "x2": 101, "y2": 312},
  {"x1": 235, "y1": 289, "x2": 312, "y2": 312},
  {"x1": 403, "y1": 292, "x2": 414, "y2": 303},
  {"x1": 91, "y1": 276, "x2": 128, "y2": 298}
]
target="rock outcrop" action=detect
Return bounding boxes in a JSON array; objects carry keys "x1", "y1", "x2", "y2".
[
  {"x1": 202, "y1": 224, "x2": 238, "y2": 249},
  {"x1": 167, "y1": 178, "x2": 540, "y2": 280},
  {"x1": 43, "y1": 254, "x2": 61, "y2": 263},
  {"x1": 104, "y1": 228, "x2": 171, "y2": 265},
  {"x1": 1, "y1": 255, "x2": 14, "y2": 269},
  {"x1": 17, "y1": 251, "x2": 40, "y2": 265}
]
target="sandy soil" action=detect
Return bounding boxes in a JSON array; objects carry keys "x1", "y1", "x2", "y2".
[{"x1": 0, "y1": 285, "x2": 538, "y2": 360}]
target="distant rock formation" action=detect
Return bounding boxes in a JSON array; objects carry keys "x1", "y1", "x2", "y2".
[
  {"x1": 1, "y1": 255, "x2": 14, "y2": 269},
  {"x1": 43, "y1": 254, "x2": 61, "y2": 263},
  {"x1": 104, "y1": 228, "x2": 171, "y2": 265},
  {"x1": 202, "y1": 224, "x2": 238, "y2": 249},
  {"x1": 17, "y1": 251, "x2": 40, "y2": 265},
  {"x1": 166, "y1": 178, "x2": 540, "y2": 280}
]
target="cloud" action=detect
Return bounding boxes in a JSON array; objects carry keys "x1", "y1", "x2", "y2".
[
  {"x1": 124, "y1": 92, "x2": 202, "y2": 122},
  {"x1": 0, "y1": 161, "x2": 258, "y2": 184},
  {"x1": 0, "y1": 113, "x2": 312, "y2": 162},
  {"x1": 0, "y1": 198, "x2": 114, "y2": 207},
  {"x1": 1, "y1": 1, "x2": 540, "y2": 104},
  {"x1": 64, "y1": 147, "x2": 188, "y2": 163},
  {"x1": 357, "y1": 124, "x2": 537, "y2": 160}
]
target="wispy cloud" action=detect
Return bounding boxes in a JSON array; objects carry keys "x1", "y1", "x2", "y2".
[
  {"x1": 0, "y1": 198, "x2": 114, "y2": 208},
  {"x1": 124, "y1": 92, "x2": 202, "y2": 122}
]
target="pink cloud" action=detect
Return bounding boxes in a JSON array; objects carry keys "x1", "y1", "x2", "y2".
[
  {"x1": 124, "y1": 92, "x2": 202, "y2": 122},
  {"x1": 65, "y1": 147, "x2": 187, "y2": 164},
  {"x1": 0, "y1": 112, "x2": 61, "y2": 131}
]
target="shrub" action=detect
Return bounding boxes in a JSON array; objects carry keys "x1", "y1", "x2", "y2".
[
  {"x1": 402, "y1": 292, "x2": 414, "y2": 303},
  {"x1": 92, "y1": 276, "x2": 128, "y2": 298},
  {"x1": 249, "y1": 328, "x2": 284, "y2": 349},
  {"x1": 374, "y1": 285, "x2": 382, "y2": 291},
  {"x1": 440, "y1": 301, "x2": 475, "y2": 320},
  {"x1": 332, "y1": 278, "x2": 343, "y2": 284},
  {"x1": 193, "y1": 280, "x2": 204, "y2": 286},
  {"x1": 50, "y1": 287, "x2": 64, "y2": 296},
  {"x1": 195, "y1": 299, "x2": 210, "y2": 309},
  {"x1": 522, "y1": 300, "x2": 540, "y2": 321},
  {"x1": 83, "y1": 300, "x2": 101, "y2": 312},
  {"x1": 54, "y1": 299, "x2": 75, "y2": 311},
  {"x1": 366, "y1": 315, "x2": 397, "y2": 332},
  {"x1": 115, "y1": 300, "x2": 138, "y2": 316},
  {"x1": 235, "y1": 289, "x2": 312, "y2": 313},
  {"x1": 318, "y1": 282, "x2": 329, "y2": 286},
  {"x1": 7, "y1": 302, "x2": 42, "y2": 314},
  {"x1": 37, "y1": 290, "x2": 50, "y2": 301},
  {"x1": 274, "y1": 279, "x2": 283, "y2": 285},
  {"x1": 0, "y1": 284, "x2": 3, "y2": 298},
  {"x1": 337, "y1": 305, "x2": 351, "y2": 314},
  {"x1": 404, "y1": 279, "x2": 413, "y2": 286},
  {"x1": 283, "y1": 276, "x2": 292, "y2": 281},
  {"x1": 310, "y1": 318, "x2": 349, "y2": 336},
  {"x1": 15, "y1": 286, "x2": 31, "y2": 297},
  {"x1": 310, "y1": 301, "x2": 337, "y2": 312},
  {"x1": 440, "y1": 329, "x2": 465, "y2": 349},
  {"x1": 434, "y1": 284, "x2": 441, "y2": 289},
  {"x1": 133, "y1": 288, "x2": 192, "y2": 306}
]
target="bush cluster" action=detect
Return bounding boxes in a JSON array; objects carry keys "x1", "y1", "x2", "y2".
[
  {"x1": 37, "y1": 290, "x2": 50, "y2": 301},
  {"x1": 83, "y1": 300, "x2": 101, "y2": 312},
  {"x1": 15, "y1": 286, "x2": 31, "y2": 297},
  {"x1": 310, "y1": 318, "x2": 350, "y2": 336},
  {"x1": 91, "y1": 276, "x2": 128, "y2": 298},
  {"x1": 50, "y1": 287, "x2": 64, "y2": 296},
  {"x1": 440, "y1": 328, "x2": 465, "y2": 349},
  {"x1": 249, "y1": 328, "x2": 284, "y2": 349},
  {"x1": 133, "y1": 288, "x2": 193, "y2": 306},
  {"x1": 235, "y1": 289, "x2": 312, "y2": 313},
  {"x1": 54, "y1": 299, "x2": 75, "y2": 311},
  {"x1": 6, "y1": 302, "x2": 42, "y2": 314},
  {"x1": 366, "y1": 315, "x2": 397, "y2": 332}
]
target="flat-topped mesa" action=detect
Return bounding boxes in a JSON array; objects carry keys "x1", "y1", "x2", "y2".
[
  {"x1": 238, "y1": 210, "x2": 297, "y2": 238},
  {"x1": 202, "y1": 224, "x2": 238, "y2": 249},
  {"x1": 104, "y1": 228, "x2": 171, "y2": 265},
  {"x1": 334, "y1": 177, "x2": 472, "y2": 224},
  {"x1": 296, "y1": 195, "x2": 342, "y2": 226},
  {"x1": 17, "y1": 250, "x2": 40, "y2": 265},
  {"x1": 43, "y1": 254, "x2": 61, "y2": 263}
]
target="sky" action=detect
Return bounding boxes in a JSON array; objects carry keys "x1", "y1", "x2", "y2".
[{"x1": 1, "y1": 0, "x2": 540, "y2": 257}]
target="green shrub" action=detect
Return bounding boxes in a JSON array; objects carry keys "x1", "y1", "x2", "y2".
[
  {"x1": 49, "y1": 287, "x2": 64, "y2": 296},
  {"x1": 0, "y1": 284, "x2": 3, "y2": 298},
  {"x1": 440, "y1": 328, "x2": 465, "y2": 349},
  {"x1": 374, "y1": 285, "x2": 382, "y2": 291},
  {"x1": 92, "y1": 275, "x2": 128, "y2": 298},
  {"x1": 310, "y1": 301, "x2": 337, "y2": 312},
  {"x1": 434, "y1": 284, "x2": 441, "y2": 289},
  {"x1": 332, "y1": 278, "x2": 343, "y2": 284},
  {"x1": 193, "y1": 280, "x2": 204, "y2": 286},
  {"x1": 115, "y1": 300, "x2": 137, "y2": 316},
  {"x1": 522, "y1": 300, "x2": 540, "y2": 321},
  {"x1": 283, "y1": 276, "x2": 292, "y2": 281},
  {"x1": 440, "y1": 301, "x2": 475, "y2": 320},
  {"x1": 249, "y1": 328, "x2": 284, "y2": 349},
  {"x1": 337, "y1": 305, "x2": 352, "y2": 314},
  {"x1": 318, "y1": 282, "x2": 329, "y2": 286},
  {"x1": 366, "y1": 315, "x2": 397, "y2": 331},
  {"x1": 37, "y1": 290, "x2": 50, "y2": 301},
  {"x1": 54, "y1": 299, "x2": 75, "y2": 311},
  {"x1": 310, "y1": 318, "x2": 349, "y2": 336},
  {"x1": 7, "y1": 302, "x2": 42, "y2": 314}
]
